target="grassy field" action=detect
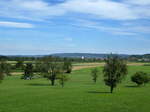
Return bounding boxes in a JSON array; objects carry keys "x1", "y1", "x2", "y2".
[{"x1": 0, "y1": 65, "x2": 150, "y2": 112}]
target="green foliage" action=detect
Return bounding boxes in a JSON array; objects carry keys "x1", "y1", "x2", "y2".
[
  {"x1": 15, "y1": 60, "x2": 24, "y2": 69},
  {"x1": 63, "y1": 60, "x2": 72, "y2": 73},
  {"x1": 0, "y1": 72, "x2": 4, "y2": 83},
  {"x1": 57, "y1": 73, "x2": 69, "y2": 87},
  {"x1": 103, "y1": 55, "x2": 128, "y2": 93},
  {"x1": 131, "y1": 71, "x2": 150, "y2": 86},
  {"x1": 37, "y1": 59, "x2": 63, "y2": 86},
  {"x1": 0, "y1": 60, "x2": 12, "y2": 83},
  {"x1": 23, "y1": 63, "x2": 33, "y2": 80},
  {"x1": 91, "y1": 68, "x2": 99, "y2": 83}
]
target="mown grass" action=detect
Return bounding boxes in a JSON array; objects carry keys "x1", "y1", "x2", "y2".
[{"x1": 0, "y1": 66, "x2": 150, "y2": 112}]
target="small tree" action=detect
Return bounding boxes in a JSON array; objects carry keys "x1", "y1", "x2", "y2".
[
  {"x1": 91, "y1": 68, "x2": 99, "y2": 83},
  {"x1": 131, "y1": 72, "x2": 150, "y2": 86},
  {"x1": 58, "y1": 73, "x2": 69, "y2": 87},
  {"x1": 0, "y1": 60, "x2": 11, "y2": 82},
  {"x1": 103, "y1": 55, "x2": 128, "y2": 93},
  {"x1": 38, "y1": 59, "x2": 62, "y2": 86},
  {"x1": 47, "y1": 62, "x2": 62, "y2": 86},
  {"x1": 23, "y1": 63, "x2": 33, "y2": 80},
  {"x1": 15, "y1": 60, "x2": 24, "y2": 69},
  {"x1": 63, "y1": 60, "x2": 72, "y2": 73},
  {"x1": 0, "y1": 71, "x2": 4, "y2": 83}
]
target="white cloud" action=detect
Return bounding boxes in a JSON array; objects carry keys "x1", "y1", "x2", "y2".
[
  {"x1": 62, "y1": 0, "x2": 138, "y2": 20},
  {"x1": 125, "y1": 0, "x2": 150, "y2": 5},
  {"x1": 0, "y1": 0, "x2": 65, "y2": 21},
  {"x1": 0, "y1": 21, "x2": 34, "y2": 28},
  {"x1": 0, "y1": 0, "x2": 150, "y2": 21},
  {"x1": 72, "y1": 19, "x2": 150, "y2": 36}
]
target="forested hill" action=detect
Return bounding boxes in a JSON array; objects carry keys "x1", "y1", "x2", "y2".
[{"x1": 51, "y1": 53, "x2": 129, "y2": 58}]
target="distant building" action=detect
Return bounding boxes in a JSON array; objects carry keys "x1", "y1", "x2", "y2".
[{"x1": 81, "y1": 56, "x2": 85, "y2": 60}]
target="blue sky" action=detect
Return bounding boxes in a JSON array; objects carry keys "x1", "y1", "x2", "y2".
[{"x1": 0, "y1": 0, "x2": 150, "y2": 55}]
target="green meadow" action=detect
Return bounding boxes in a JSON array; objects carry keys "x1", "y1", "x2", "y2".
[{"x1": 0, "y1": 65, "x2": 150, "y2": 112}]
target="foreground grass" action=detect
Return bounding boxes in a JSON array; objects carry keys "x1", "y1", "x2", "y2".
[{"x1": 0, "y1": 66, "x2": 150, "y2": 112}]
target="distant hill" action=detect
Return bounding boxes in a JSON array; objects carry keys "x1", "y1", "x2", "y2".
[
  {"x1": 51, "y1": 53, "x2": 129, "y2": 58},
  {"x1": 129, "y1": 54, "x2": 150, "y2": 58},
  {"x1": 2, "y1": 53, "x2": 150, "y2": 60}
]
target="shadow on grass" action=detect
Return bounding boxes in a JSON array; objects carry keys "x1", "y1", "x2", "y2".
[
  {"x1": 125, "y1": 85, "x2": 138, "y2": 88},
  {"x1": 87, "y1": 91, "x2": 111, "y2": 94},
  {"x1": 27, "y1": 83, "x2": 50, "y2": 86}
]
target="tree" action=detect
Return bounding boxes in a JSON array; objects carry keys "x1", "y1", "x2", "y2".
[
  {"x1": 57, "y1": 73, "x2": 69, "y2": 87},
  {"x1": 0, "y1": 72, "x2": 4, "y2": 83},
  {"x1": 15, "y1": 60, "x2": 24, "y2": 69},
  {"x1": 103, "y1": 55, "x2": 128, "y2": 93},
  {"x1": 46, "y1": 62, "x2": 62, "y2": 86},
  {"x1": 0, "y1": 60, "x2": 11, "y2": 82},
  {"x1": 37, "y1": 58, "x2": 62, "y2": 86},
  {"x1": 131, "y1": 72, "x2": 150, "y2": 86},
  {"x1": 23, "y1": 63, "x2": 33, "y2": 80},
  {"x1": 63, "y1": 60, "x2": 72, "y2": 73},
  {"x1": 91, "y1": 68, "x2": 99, "y2": 83}
]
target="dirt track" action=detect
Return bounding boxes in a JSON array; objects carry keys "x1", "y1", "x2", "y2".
[{"x1": 72, "y1": 62, "x2": 146, "y2": 70}]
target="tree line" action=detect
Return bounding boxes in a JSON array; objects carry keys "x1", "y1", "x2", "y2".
[{"x1": 0, "y1": 55, "x2": 150, "y2": 93}]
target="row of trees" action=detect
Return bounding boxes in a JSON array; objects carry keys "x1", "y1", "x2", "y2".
[
  {"x1": 0, "y1": 55, "x2": 104, "y2": 62},
  {"x1": 1, "y1": 55, "x2": 150, "y2": 92},
  {"x1": 0, "y1": 58, "x2": 72, "y2": 87},
  {"x1": 91, "y1": 56, "x2": 150, "y2": 93},
  {"x1": 22, "y1": 59, "x2": 72, "y2": 87}
]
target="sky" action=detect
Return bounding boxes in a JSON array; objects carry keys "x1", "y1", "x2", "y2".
[{"x1": 0, "y1": 0, "x2": 150, "y2": 55}]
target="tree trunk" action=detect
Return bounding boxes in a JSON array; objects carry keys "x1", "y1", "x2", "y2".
[
  {"x1": 62, "y1": 82, "x2": 64, "y2": 88},
  {"x1": 51, "y1": 79, "x2": 55, "y2": 86},
  {"x1": 110, "y1": 85, "x2": 114, "y2": 93}
]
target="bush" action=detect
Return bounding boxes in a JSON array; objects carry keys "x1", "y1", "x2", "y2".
[{"x1": 131, "y1": 72, "x2": 150, "y2": 86}]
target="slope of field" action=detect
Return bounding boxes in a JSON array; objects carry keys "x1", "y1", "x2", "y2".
[{"x1": 0, "y1": 66, "x2": 150, "y2": 112}]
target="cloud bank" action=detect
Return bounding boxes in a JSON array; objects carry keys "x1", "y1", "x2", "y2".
[{"x1": 0, "y1": 0, "x2": 150, "y2": 21}]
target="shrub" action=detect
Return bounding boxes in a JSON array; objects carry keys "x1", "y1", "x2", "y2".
[{"x1": 131, "y1": 72, "x2": 150, "y2": 86}]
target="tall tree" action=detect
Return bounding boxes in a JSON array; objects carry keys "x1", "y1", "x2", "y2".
[
  {"x1": 103, "y1": 55, "x2": 128, "y2": 93},
  {"x1": 23, "y1": 63, "x2": 33, "y2": 80},
  {"x1": 91, "y1": 68, "x2": 99, "y2": 83}
]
